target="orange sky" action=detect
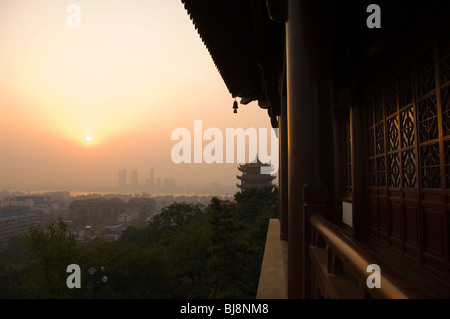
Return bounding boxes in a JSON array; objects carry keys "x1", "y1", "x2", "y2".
[{"x1": 0, "y1": 0, "x2": 275, "y2": 194}]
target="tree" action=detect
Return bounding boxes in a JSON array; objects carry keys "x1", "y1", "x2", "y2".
[
  {"x1": 207, "y1": 198, "x2": 255, "y2": 298},
  {"x1": 82, "y1": 241, "x2": 170, "y2": 298},
  {"x1": 233, "y1": 186, "x2": 279, "y2": 284},
  {"x1": 15, "y1": 220, "x2": 81, "y2": 298},
  {"x1": 0, "y1": 234, "x2": 30, "y2": 265},
  {"x1": 145, "y1": 202, "x2": 211, "y2": 297},
  {"x1": 146, "y1": 202, "x2": 205, "y2": 246},
  {"x1": 120, "y1": 225, "x2": 147, "y2": 245},
  {"x1": 0, "y1": 234, "x2": 30, "y2": 298},
  {"x1": 167, "y1": 218, "x2": 211, "y2": 298}
]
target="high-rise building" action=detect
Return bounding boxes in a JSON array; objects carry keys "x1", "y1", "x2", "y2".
[
  {"x1": 131, "y1": 170, "x2": 138, "y2": 189},
  {"x1": 118, "y1": 169, "x2": 127, "y2": 190}
]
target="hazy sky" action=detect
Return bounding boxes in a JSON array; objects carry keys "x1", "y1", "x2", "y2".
[{"x1": 0, "y1": 0, "x2": 274, "y2": 193}]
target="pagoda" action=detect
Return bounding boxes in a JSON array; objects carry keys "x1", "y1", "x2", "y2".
[{"x1": 236, "y1": 158, "x2": 276, "y2": 190}]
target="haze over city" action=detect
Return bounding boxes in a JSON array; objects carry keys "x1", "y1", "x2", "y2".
[{"x1": 0, "y1": 0, "x2": 275, "y2": 194}]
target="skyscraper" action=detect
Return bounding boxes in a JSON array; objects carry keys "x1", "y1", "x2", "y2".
[
  {"x1": 118, "y1": 169, "x2": 127, "y2": 190},
  {"x1": 131, "y1": 169, "x2": 138, "y2": 189}
]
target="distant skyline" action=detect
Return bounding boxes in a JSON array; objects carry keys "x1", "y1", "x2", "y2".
[{"x1": 0, "y1": 0, "x2": 275, "y2": 194}]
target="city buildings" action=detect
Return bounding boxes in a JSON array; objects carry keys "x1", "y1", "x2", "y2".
[
  {"x1": 0, "y1": 208, "x2": 37, "y2": 250},
  {"x1": 0, "y1": 195, "x2": 59, "y2": 213},
  {"x1": 118, "y1": 168, "x2": 179, "y2": 193},
  {"x1": 0, "y1": 187, "x2": 231, "y2": 247},
  {"x1": 69, "y1": 197, "x2": 156, "y2": 226},
  {"x1": 69, "y1": 198, "x2": 127, "y2": 226}
]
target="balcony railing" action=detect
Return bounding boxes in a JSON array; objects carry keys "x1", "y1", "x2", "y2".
[
  {"x1": 305, "y1": 184, "x2": 433, "y2": 299},
  {"x1": 309, "y1": 214, "x2": 434, "y2": 298},
  {"x1": 257, "y1": 184, "x2": 435, "y2": 299}
]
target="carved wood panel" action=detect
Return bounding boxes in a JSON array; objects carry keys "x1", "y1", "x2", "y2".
[{"x1": 363, "y1": 29, "x2": 450, "y2": 283}]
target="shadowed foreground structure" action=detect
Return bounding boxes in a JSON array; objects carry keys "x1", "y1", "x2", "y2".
[{"x1": 182, "y1": 0, "x2": 450, "y2": 298}]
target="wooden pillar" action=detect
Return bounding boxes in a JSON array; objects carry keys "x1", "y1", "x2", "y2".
[
  {"x1": 279, "y1": 96, "x2": 288, "y2": 242},
  {"x1": 285, "y1": 0, "x2": 335, "y2": 298}
]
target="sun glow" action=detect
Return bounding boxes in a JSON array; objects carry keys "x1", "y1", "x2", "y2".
[{"x1": 80, "y1": 133, "x2": 102, "y2": 148}]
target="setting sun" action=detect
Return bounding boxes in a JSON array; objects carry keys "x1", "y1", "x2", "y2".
[{"x1": 85, "y1": 136, "x2": 92, "y2": 142}]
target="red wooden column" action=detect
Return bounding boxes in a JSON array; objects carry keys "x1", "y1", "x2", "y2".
[
  {"x1": 279, "y1": 96, "x2": 288, "y2": 242},
  {"x1": 285, "y1": 0, "x2": 335, "y2": 298}
]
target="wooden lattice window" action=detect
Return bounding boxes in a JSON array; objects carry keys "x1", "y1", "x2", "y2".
[
  {"x1": 399, "y1": 70, "x2": 416, "y2": 191},
  {"x1": 440, "y1": 31, "x2": 450, "y2": 189},
  {"x1": 365, "y1": 28, "x2": 450, "y2": 283},
  {"x1": 366, "y1": 68, "x2": 417, "y2": 190},
  {"x1": 420, "y1": 143, "x2": 441, "y2": 188}
]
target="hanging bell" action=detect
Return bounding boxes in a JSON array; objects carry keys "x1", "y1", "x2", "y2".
[{"x1": 233, "y1": 100, "x2": 238, "y2": 113}]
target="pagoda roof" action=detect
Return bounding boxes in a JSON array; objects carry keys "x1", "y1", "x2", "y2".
[
  {"x1": 238, "y1": 158, "x2": 272, "y2": 170},
  {"x1": 237, "y1": 174, "x2": 275, "y2": 180},
  {"x1": 237, "y1": 183, "x2": 275, "y2": 189},
  {"x1": 181, "y1": 1, "x2": 445, "y2": 129},
  {"x1": 181, "y1": 0, "x2": 284, "y2": 127}
]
